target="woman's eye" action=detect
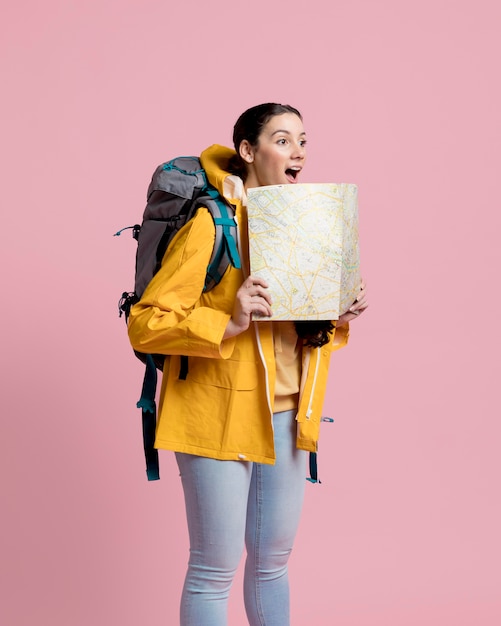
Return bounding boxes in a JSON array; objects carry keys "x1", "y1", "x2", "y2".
[
  {"x1": 300, "y1": 140, "x2": 307, "y2": 147},
  {"x1": 277, "y1": 138, "x2": 287, "y2": 145}
]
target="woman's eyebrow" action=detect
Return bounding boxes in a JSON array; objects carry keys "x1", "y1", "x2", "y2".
[{"x1": 270, "y1": 129, "x2": 307, "y2": 137}]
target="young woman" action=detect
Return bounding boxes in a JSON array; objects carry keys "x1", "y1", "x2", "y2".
[{"x1": 128, "y1": 103, "x2": 368, "y2": 626}]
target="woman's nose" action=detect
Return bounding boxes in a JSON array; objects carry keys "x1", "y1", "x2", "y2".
[{"x1": 291, "y1": 143, "x2": 306, "y2": 159}]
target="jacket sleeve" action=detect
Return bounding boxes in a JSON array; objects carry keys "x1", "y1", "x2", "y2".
[
  {"x1": 331, "y1": 321, "x2": 349, "y2": 351},
  {"x1": 127, "y1": 208, "x2": 236, "y2": 359}
]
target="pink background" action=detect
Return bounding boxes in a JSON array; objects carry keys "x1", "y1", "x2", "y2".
[{"x1": 1, "y1": 1, "x2": 500, "y2": 624}]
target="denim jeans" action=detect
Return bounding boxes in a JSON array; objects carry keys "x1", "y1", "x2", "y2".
[{"x1": 175, "y1": 410, "x2": 307, "y2": 626}]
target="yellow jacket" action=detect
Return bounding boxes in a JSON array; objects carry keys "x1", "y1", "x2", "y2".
[{"x1": 128, "y1": 144, "x2": 349, "y2": 464}]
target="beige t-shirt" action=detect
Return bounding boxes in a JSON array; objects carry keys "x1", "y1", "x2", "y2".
[{"x1": 273, "y1": 321, "x2": 302, "y2": 412}]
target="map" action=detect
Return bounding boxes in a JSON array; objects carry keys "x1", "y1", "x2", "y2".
[{"x1": 247, "y1": 183, "x2": 360, "y2": 320}]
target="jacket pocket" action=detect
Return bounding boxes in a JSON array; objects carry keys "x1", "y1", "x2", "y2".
[{"x1": 187, "y1": 357, "x2": 259, "y2": 390}]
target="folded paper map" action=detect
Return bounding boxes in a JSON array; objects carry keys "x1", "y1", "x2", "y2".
[{"x1": 247, "y1": 183, "x2": 360, "y2": 321}]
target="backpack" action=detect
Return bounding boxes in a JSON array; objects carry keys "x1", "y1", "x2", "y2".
[{"x1": 115, "y1": 156, "x2": 241, "y2": 480}]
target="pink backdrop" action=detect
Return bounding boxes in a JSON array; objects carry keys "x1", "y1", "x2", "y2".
[{"x1": 1, "y1": 1, "x2": 500, "y2": 624}]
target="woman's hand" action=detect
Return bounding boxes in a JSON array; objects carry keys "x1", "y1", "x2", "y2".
[
  {"x1": 223, "y1": 275, "x2": 273, "y2": 339},
  {"x1": 337, "y1": 279, "x2": 369, "y2": 325}
]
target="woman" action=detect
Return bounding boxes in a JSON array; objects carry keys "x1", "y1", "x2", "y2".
[{"x1": 128, "y1": 103, "x2": 368, "y2": 626}]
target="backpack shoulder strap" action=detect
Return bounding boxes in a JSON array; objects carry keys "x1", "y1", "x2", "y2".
[{"x1": 199, "y1": 188, "x2": 241, "y2": 291}]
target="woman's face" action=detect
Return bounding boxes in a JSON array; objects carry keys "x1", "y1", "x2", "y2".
[{"x1": 240, "y1": 113, "x2": 306, "y2": 189}]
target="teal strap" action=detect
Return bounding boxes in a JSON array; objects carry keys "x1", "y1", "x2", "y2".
[
  {"x1": 213, "y1": 217, "x2": 237, "y2": 227},
  {"x1": 202, "y1": 189, "x2": 241, "y2": 291},
  {"x1": 212, "y1": 197, "x2": 241, "y2": 269},
  {"x1": 214, "y1": 216, "x2": 241, "y2": 269}
]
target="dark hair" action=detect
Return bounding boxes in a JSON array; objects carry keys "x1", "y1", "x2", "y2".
[
  {"x1": 294, "y1": 320, "x2": 335, "y2": 348},
  {"x1": 228, "y1": 103, "x2": 302, "y2": 181},
  {"x1": 230, "y1": 103, "x2": 334, "y2": 348}
]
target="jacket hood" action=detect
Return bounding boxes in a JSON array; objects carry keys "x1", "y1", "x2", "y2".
[{"x1": 200, "y1": 144, "x2": 245, "y2": 205}]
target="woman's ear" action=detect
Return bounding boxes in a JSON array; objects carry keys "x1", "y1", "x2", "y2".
[{"x1": 239, "y1": 140, "x2": 254, "y2": 164}]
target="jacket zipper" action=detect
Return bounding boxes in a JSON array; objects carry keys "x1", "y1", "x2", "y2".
[
  {"x1": 254, "y1": 324, "x2": 274, "y2": 421},
  {"x1": 305, "y1": 348, "x2": 321, "y2": 419},
  {"x1": 234, "y1": 205, "x2": 273, "y2": 426}
]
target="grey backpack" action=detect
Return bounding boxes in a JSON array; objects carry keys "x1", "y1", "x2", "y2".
[{"x1": 115, "y1": 156, "x2": 241, "y2": 480}]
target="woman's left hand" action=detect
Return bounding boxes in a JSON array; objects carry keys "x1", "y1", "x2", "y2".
[{"x1": 337, "y1": 279, "x2": 368, "y2": 325}]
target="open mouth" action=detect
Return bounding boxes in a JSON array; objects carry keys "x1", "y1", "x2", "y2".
[{"x1": 285, "y1": 168, "x2": 301, "y2": 183}]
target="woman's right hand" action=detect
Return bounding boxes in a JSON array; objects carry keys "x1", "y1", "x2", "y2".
[
  {"x1": 337, "y1": 279, "x2": 369, "y2": 325},
  {"x1": 223, "y1": 275, "x2": 273, "y2": 339}
]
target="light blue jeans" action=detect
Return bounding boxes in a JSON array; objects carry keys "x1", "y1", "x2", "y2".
[{"x1": 175, "y1": 410, "x2": 307, "y2": 626}]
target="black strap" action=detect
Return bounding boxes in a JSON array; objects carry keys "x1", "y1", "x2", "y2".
[
  {"x1": 306, "y1": 452, "x2": 321, "y2": 484},
  {"x1": 136, "y1": 355, "x2": 160, "y2": 481},
  {"x1": 179, "y1": 355, "x2": 189, "y2": 380}
]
